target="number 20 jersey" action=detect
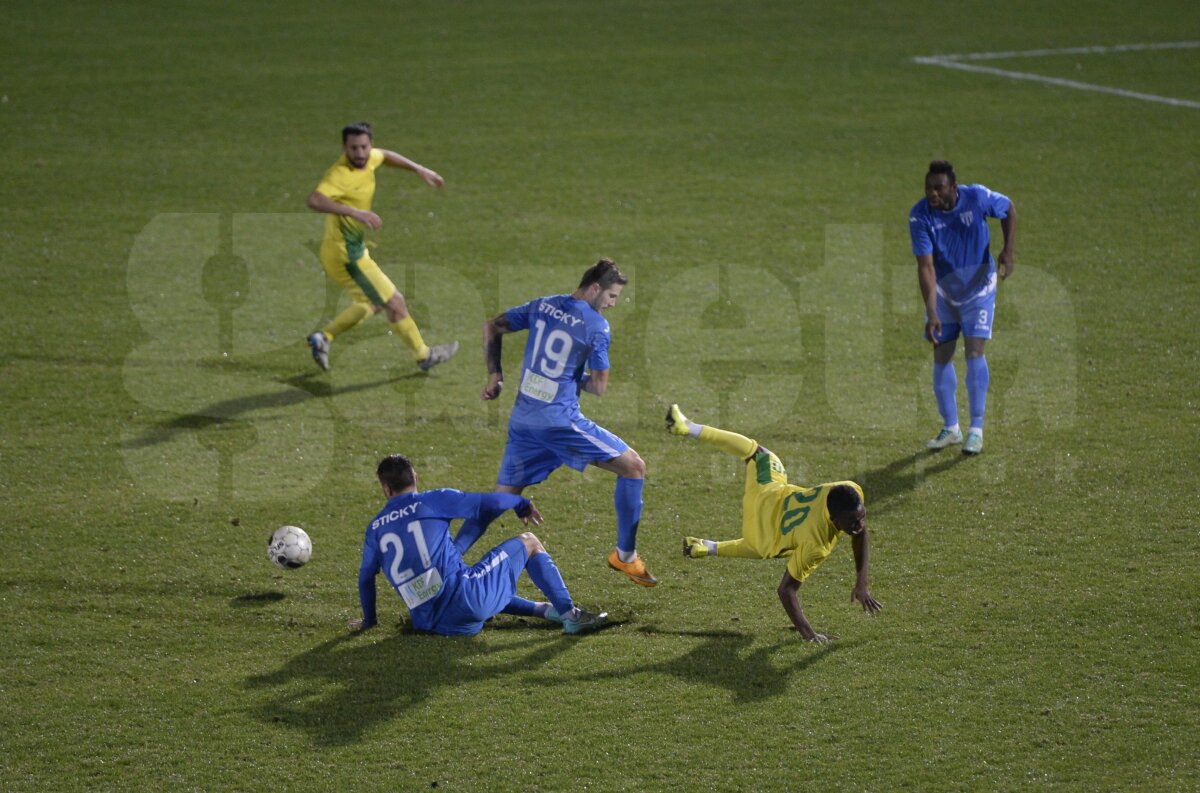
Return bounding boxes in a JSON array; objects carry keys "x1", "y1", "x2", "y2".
[{"x1": 505, "y1": 294, "x2": 611, "y2": 427}]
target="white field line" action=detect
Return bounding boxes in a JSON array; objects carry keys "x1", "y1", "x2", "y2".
[{"x1": 912, "y1": 42, "x2": 1200, "y2": 109}]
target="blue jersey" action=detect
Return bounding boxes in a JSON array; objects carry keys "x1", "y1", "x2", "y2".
[
  {"x1": 357, "y1": 489, "x2": 528, "y2": 631},
  {"x1": 504, "y1": 294, "x2": 611, "y2": 427},
  {"x1": 909, "y1": 184, "x2": 1011, "y2": 304}
]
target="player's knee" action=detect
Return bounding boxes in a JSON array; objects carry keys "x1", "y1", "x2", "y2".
[
  {"x1": 518, "y1": 531, "x2": 545, "y2": 556},
  {"x1": 625, "y1": 450, "x2": 646, "y2": 479}
]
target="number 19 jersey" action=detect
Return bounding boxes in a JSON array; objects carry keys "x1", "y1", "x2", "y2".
[{"x1": 505, "y1": 294, "x2": 611, "y2": 426}]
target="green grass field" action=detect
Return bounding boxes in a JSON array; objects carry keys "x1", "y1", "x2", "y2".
[{"x1": 2, "y1": 2, "x2": 1198, "y2": 790}]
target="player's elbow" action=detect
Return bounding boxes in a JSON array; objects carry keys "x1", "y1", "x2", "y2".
[{"x1": 306, "y1": 192, "x2": 324, "y2": 211}]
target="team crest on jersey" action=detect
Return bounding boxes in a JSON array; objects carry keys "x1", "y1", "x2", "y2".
[{"x1": 959, "y1": 211, "x2": 975, "y2": 226}]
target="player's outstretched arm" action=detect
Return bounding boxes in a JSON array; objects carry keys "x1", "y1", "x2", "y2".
[
  {"x1": 777, "y1": 570, "x2": 836, "y2": 643},
  {"x1": 849, "y1": 531, "x2": 882, "y2": 614},
  {"x1": 481, "y1": 314, "x2": 511, "y2": 400},
  {"x1": 351, "y1": 566, "x2": 379, "y2": 631},
  {"x1": 380, "y1": 149, "x2": 444, "y2": 188},
  {"x1": 997, "y1": 201, "x2": 1017, "y2": 280}
]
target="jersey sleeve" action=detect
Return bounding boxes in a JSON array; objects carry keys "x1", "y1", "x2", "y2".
[
  {"x1": 314, "y1": 166, "x2": 344, "y2": 201},
  {"x1": 357, "y1": 528, "x2": 381, "y2": 626},
  {"x1": 586, "y1": 322, "x2": 611, "y2": 372},
  {"x1": 909, "y1": 204, "x2": 933, "y2": 257},
  {"x1": 368, "y1": 148, "x2": 386, "y2": 171},
  {"x1": 504, "y1": 299, "x2": 535, "y2": 332},
  {"x1": 425, "y1": 489, "x2": 525, "y2": 521},
  {"x1": 980, "y1": 186, "x2": 1012, "y2": 219}
]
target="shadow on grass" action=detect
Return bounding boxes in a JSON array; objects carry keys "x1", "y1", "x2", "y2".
[
  {"x1": 244, "y1": 628, "x2": 576, "y2": 746},
  {"x1": 122, "y1": 375, "x2": 399, "y2": 449},
  {"x1": 230, "y1": 592, "x2": 286, "y2": 607},
  {"x1": 854, "y1": 449, "x2": 969, "y2": 518},
  {"x1": 531, "y1": 627, "x2": 845, "y2": 704}
]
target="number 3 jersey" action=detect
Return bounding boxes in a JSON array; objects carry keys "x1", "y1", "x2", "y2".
[
  {"x1": 504, "y1": 294, "x2": 611, "y2": 427},
  {"x1": 358, "y1": 488, "x2": 527, "y2": 631}
]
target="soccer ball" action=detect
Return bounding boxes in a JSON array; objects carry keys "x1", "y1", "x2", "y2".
[{"x1": 267, "y1": 525, "x2": 312, "y2": 569}]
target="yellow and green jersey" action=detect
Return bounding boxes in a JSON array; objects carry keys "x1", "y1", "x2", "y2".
[
  {"x1": 743, "y1": 470, "x2": 863, "y2": 582},
  {"x1": 314, "y1": 148, "x2": 385, "y2": 264}
]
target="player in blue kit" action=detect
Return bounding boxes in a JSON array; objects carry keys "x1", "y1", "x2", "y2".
[
  {"x1": 351, "y1": 454, "x2": 607, "y2": 636},
  {"x1": 910, "y1": 160, "x2": 1017, "y2": 455},
  {"x1": 457, "y1": 259, "x2": 657, "y2": 587}
]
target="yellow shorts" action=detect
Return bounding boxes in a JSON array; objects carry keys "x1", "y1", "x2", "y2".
[
  {"x1": 319, "y1": 244, "x2": 397, "y2": 307},
  {"x1": 740, "y1": 448, "x2": 788, "y2": 555}
]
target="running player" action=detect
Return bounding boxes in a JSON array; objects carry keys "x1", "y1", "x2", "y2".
[
  {"x1": 456, "y1": 259, "x2": 657, "y2": 587},
  {"x1": 666, "y1": 404, "x2": 882, "y2": 643},
  {"x1": 351, "y1": 454, "x2": 606, "y2": 636},
  {"x1": 910, "y1": 160, "x2": 1017, "y2": 455},
  {"x1": 305, "y1": 122, "x2": 458, "y2": 372}
]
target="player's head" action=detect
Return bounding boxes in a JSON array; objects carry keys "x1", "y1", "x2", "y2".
[
  {"x1": 576, "y1": 258, "x2": 628, "y2": 311},
  {"x1": 342, "y1": 121, "x2": 374, "y2": 169},
  {"x1": 376, "y1": 454, "x2": 417, "y2": 496},
  {"x1": 925, "y1": 160, "x2": 958, "y2": 211},
  {"x1": 828, "y1": 484, "x2": 866, "y2": 536}
]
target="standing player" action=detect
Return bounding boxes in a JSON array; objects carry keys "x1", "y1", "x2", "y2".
[
  {"x1": 456, "y1": 259, "x2": 657, "y2": 587},
  {"x1": 910, "y1": 160, "x2": 1017, "y2": 455},
  {"x1": 351, "y1": 454, "x2": 607, "y2": 636},
  {"x1": 305, "y1": 122, "x2": 459, "y2": 372},
  {"x1": 666, "y1": 404, "x2": 882, "y2": 643}
]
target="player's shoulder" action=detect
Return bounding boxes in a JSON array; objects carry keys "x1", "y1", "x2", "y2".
[
  {"x1": 420, "y1": 487, "x2": 466, "y2": 505},
  {"x1": 368, "y1": 148, "x2": 386, "y2": 169},
  {"x1": 909, "y1": 197, "x2": 932, "y2": 223}
]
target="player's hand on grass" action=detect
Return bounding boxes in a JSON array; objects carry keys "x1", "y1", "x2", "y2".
[
  {"x1": 803, "y1": 631, "x2": 838, "y2": 644},
  {"x1": 481, "y1": 374, "x2": 504, "y2": 401},
  {"x1": 419, "y1": 167, "x2": 445, "y2": 189},
  {"x1": 354, "y1": 209, "x2": 383, "y2": 231},
  {"x1": 851, "y1": 584, "x2": 883, "y2": 614}
]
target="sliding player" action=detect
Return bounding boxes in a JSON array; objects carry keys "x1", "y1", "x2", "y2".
[{"x1": 666, "y1": 404, "x2": 882, "y2": 642}]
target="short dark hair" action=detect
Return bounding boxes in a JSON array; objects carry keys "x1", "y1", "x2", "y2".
[
  {"x1": 827, "y1": 484, "x2": 862, "y2": 516},
  {"x1": 927, "y1": 160, "x2": 956, "y2": 183},
  {"x1": 376, "y1": 454, "x2": 415, "y2": 492},
  {"x1": 578, "y1": 258, "x2": 628, "y2": 291},
  {"x1": 342, "y1": 121, "x2": 373, "y2": 143}
]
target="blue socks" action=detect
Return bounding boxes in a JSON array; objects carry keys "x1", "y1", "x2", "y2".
[
  {"x1": 965, "y1": 355, "x2": 989, "y2": 430},
  {"x1": 614, "y1": 476, "x2": 644, "y2": 554},
  {"x1": 525, "y1": 551, "x2": 574, "y2": 617},
  {"x1": 932, "y1": 361, "x2": 959, "y2": 428},
  {"x1": 453, "y1": 501, "x2": 507, "y2": 556}
]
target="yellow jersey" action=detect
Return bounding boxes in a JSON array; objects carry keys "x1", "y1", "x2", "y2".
[
  {"x1": 746, "y1": 478, "x2": 864, "y2": 583},
  {"x1": 314, "y1": 148, "x2": 386, "y2": 263}
]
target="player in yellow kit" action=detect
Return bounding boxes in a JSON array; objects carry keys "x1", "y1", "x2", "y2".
[
  {"x1": 666, "y1": 404, "x2": 882, "y2": 642},
  {"x1": 305, "y1": 122, "x2": 458, "y2": 372}
]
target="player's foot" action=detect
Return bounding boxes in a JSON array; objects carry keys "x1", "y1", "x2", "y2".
[
  {"x1": 607, "y1": 549, "x2": 659, "y2": 587},
  {"x1": 307, "y1": 332, "x2": 330, "y2": 371},
  {"x1": 962, "y1": 430, "x2": 983, "y2": 455},
  {"x1": 665, "y1": 403, "x2": 691, "y2": 436},
  {"x1": 562, "y1": 608, "x2": 608, "y2": 635},
  {"x1": 418, "y1": 340, "x2": 460, "y2": 371},
  {"x1": 925, "y1": 427, "x2": 963, "y2": 450},
  {"x1": 682, "y1": 536, "x2": 709, "y2": 559}
]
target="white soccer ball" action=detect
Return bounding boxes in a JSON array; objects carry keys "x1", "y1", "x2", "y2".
[{"x1": 267, "y1": 525, "x2": 312, "y2": 569}]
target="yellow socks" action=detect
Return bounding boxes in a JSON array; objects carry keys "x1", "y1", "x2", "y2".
[
  {"x1": 715, "y1": 539, "x2": 764, "y2": 558},
  {"x1": 390, "y1": 315, "x2": 431, "y2": 362},
  {"x1": 698, "y1": 425, "x2": 758, "y2": 460},
  {"x1": 323, "y1": 302, "x2": 373, "y2": 341}
]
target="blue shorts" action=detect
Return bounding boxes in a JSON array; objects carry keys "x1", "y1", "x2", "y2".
[
  {"x1": 429, "y1": 537, "x2": 528, "y2": 636},
  {"x1": 929, "y1": 287, "x2": 996, "y2": 343},
  {"x1": 497, "y1": 416, "x2": 629, "y2": 487}
]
